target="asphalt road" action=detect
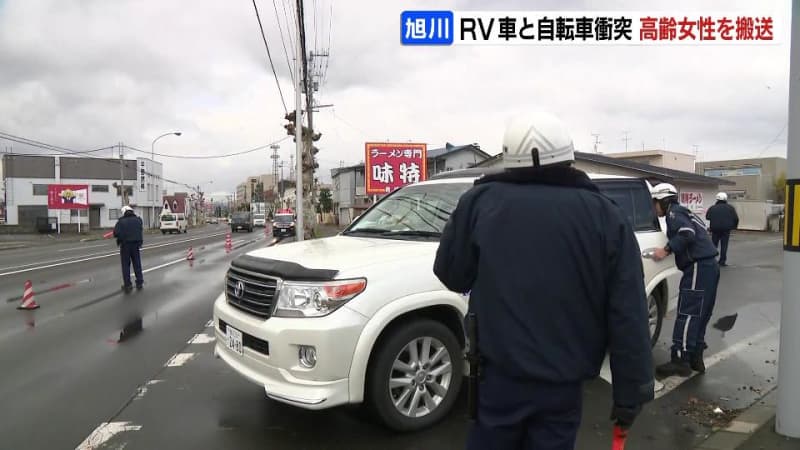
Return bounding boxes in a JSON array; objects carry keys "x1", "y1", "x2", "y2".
[
  {"x1": 0, "y1": 224, "x2": 277, "y2": 450},
  {"x1": 0, "y1": 231, "x2": 785, "y2": 450}
]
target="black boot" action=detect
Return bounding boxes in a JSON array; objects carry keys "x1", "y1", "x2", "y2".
[
  {"x1": 656, "y1": 354, "x2": 692, "y2": 378},
  {"x1": 690, "y1": 347, "x2": 706, "y2": 373}
]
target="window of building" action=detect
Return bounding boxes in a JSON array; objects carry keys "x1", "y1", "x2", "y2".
[
  {"x1": 92, "y1": 184, "x2": 109, "y2": 192},
  {"x1": 32, "y1": 184, "x2": 48, "y2": 196},
  {"x1": 109, "y1": 209, "x2": 120, "y2": 220}
]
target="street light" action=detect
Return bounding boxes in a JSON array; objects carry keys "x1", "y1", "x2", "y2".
[{"x1": 150, "y1": 131, "x2": 181, "y2": 228}]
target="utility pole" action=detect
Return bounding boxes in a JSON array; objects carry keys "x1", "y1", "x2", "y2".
[
  {"x1": 289, "y1": 154, "x2": 295, "y2": 181},
  {"x1": 270, "y1": 144, "x2": 280, "y2": 209},
  {"x1": 622, "y1": 131, "x2": 630, "y2": 152},
  {"x1": 294, "y1": 0, "x2": 304, "y2": 241},
  {"x1": 119, "y1": 142, "x2": 125, "y2": 208},
  {"x1": 591, "y1": 133, "x2": 601, "y2": 153},
  {"x1": 777, "y1": 0, "x2": 800, "y2": 438}
]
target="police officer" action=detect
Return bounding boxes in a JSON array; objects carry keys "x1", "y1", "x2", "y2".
[
  {"x1": 434, "y1": 112, "x2": 654, "y2": 450},
  {"x1": 706, "y1": 192, "x2": 739, "y2": 266},
  {"x1": 113, "y1": 205, "x2": 144, "y2": 292},
  {"x1": 651, "y1": 184, "x2": 720, "y2": 376}
]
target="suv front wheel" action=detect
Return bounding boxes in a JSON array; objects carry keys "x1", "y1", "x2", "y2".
[
  {"x1": 366, "y1": 319, "x2": 463, "y2": 432},
  {"x1": 649, "y1": 290, "x2": 665, "y2": 347}
]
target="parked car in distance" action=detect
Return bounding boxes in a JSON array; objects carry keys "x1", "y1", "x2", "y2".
[
  {"x1": 212, "y1": 168, "x2": 680, "y2": 432},
  {"x1": 160, "y1": 213, "x2": 187, "y2": 234},
  {"x1": 230, "y1": 212, "x2": 253, "y2": 232}
]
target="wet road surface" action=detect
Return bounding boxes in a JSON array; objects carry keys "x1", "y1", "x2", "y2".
[{"x1": 0, "y1": 231, "x2": 784, "y2": 449}]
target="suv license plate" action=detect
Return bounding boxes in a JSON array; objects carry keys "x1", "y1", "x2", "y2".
[{"x1": 226, "y1": 326, "x2": 243, "y2": 356}]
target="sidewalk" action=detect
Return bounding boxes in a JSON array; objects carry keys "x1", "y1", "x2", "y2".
[{"x1": 695, "y1": 389, "x2": 800, "y2": 449}]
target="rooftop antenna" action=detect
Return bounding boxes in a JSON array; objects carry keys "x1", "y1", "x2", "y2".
[
  {"x1": 622, "y1": 131, "x2": 631, "y2": 152},
  {"x1": 591, "y1": 133, "x2": 601, "y2": 153}
]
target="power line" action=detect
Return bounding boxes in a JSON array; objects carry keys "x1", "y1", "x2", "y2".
[
  {"x1": 0, "y1": 131, "x2": 115, "y2": 155},
  {"x1": 123, "y1": 136, "x2": 291, "y2": 159},
  {"x1": 755, "y1": 122, "x2": 788, "y2": 157},
  {"x1": 251, "y1": 0, "x2": 288, "y2": 113},
  {"x1": 272, "y1": 0, "x2": 295, "y2": 85}
]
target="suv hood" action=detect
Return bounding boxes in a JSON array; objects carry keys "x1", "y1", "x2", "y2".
[{"x1": 244, "y1": 235, "x2": 435, "y2": 275}]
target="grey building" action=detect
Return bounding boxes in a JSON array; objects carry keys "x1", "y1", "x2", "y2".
[
  {"x1": 427, "y1": 143, "x2": 491, "y2": 178},
  {"x1": 477, "y1": 151, "x2": 734, "y2": 215},
  {"x1": 331, "y1": 164, "x2": 369, "y2": 225},
  {"x1": 696, "y1": 157, "x2": 787, "y2": 202}
]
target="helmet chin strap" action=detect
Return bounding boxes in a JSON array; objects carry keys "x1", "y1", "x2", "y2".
[{"x1": 531, "y1": 148, "x2": 540, "y2": 168}]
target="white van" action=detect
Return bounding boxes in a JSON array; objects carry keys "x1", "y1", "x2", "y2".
[
  {"x1": 253, "y1": 213, "x2": 266, "y2": 227},
  {"x1": 213, "y1": 169, "x2": 680, "y2": 431},
  {"x1": 160, "y1": 213, "x2": 187, "y2": 234}
]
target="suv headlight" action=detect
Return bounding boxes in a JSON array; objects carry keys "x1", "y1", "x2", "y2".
[{"x1": 273, "y1": 278, "x2": 367, "y2": 317}]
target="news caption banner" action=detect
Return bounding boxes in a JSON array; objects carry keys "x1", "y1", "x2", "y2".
[{"x1": 400, "y1": 11, "x2": 782, "y2": 45}]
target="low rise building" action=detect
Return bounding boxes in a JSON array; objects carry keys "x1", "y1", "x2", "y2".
[
  {"x1": 2, "y1": 154, "x2": 163, "y2": 230},
  {"x1": 696, "y1": 157, "x2": 787, "y2": 202}
]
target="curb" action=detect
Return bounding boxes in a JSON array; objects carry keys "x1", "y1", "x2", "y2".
[
  {"x1": 694, "y1": 388, "x2": 778, "y2": 449},
  {"x1": 0, "y1": 243, "x2": 29, "y2": 251}
]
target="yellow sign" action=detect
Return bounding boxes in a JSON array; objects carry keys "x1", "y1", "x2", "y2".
[{"x1": 786, "y1": 179, "x2": 800, "y2": 251}]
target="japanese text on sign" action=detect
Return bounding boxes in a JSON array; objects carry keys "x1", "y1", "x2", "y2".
[
  {"x1": 400, "y1": 11, "x2": 780, "y2": 45},
  {"x1": 681, "y1": 191, "x2": 705, "y2": 213},
  {"x1": 365, "y1": 143, "x2": 427, "y2": 195}
]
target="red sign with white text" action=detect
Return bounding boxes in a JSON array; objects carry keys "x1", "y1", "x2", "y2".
[
  {"x1": 365, "y1": 143, "x2": 427, "y2": 195},
  {"x1": 48, "y1": 184, "x2": 89, "y2": 210}
]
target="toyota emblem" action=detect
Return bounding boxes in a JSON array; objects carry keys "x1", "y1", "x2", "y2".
[{"x1": 234, "y1": 280, "x2": 245, "y2": 298}]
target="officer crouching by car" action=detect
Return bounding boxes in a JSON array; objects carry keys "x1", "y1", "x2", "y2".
[
  {"x1": 434, "y1": 111, "x2": 654, "y2": 450},
  {"x1": 650, "y1": 184, "x2": 720, "y2": 377}
]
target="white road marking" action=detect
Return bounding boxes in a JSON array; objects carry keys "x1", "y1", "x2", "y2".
[
  {"x1": 141, "y1": 258, "x2": 185, "y2": 274},
  {"x1": 599, "y1": 326, "x2": 779, "y2": 399},
  {"x1": 0, "y1": 232, "x2": 227, "y2": 277},
  {"x1": 165, "y1": 353, "x2": 196, "y2": 367},
  {"x1": 146, "y1": 379, "x2": 164, "y2": 386},
  {"x1": 188, "y1": 333, "x2": 215, "y2": 344},
  {"x1": 205, "y1": 319, "x2": 214, "y2": 328},
  {"x1": 75, "y1": 421, "x2": 141, "y2": 450},
  {"x1": 57, "y1": 243, "x2": 111, "y2": 252}
]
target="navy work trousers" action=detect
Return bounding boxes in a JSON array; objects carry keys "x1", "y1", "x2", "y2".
[
  {"x1": 711, "y1": 231, "x2": 731, "y2": 265},
  {"x1": 120, "y1": 242, "x2": 144, "y2": 288},
  {"x1": 467, "y1": 364, "x2": 582, "y2": 450},
  {"x1": 671, "y1": 258, "x2": 720, "y2": 359}
]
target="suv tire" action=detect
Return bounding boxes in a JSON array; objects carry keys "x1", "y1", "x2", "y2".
[
  {"x1": 366, "y1": 319, "x2": 463, "y2": 432},
  {"x1": 649, "y1": 289, "x2": 665, "y2": 347}
]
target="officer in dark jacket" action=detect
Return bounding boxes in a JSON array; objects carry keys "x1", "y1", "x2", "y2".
[
  {"x1": 434, "y1": 112, "x2": 654, "y2": 450},
  {"x1": 706, "y1": 192, "x2": 739, "y2": 266},
  {"x1": 651, "y1": 184, "x2": 720, "y2": 377},
  {"x1": 113, "y1": 205, "x2": 144, "y2": 292}
]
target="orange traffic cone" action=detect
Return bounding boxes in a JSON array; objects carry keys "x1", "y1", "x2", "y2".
[
  {"x1": 17, "y1": 280, "x2": 40, "y2": 310},
  {"x1": 187, "y1": 247, "x2": 195, "y2": 261}
]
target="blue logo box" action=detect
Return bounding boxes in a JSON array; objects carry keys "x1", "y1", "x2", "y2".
[{"x1": 401, "y1": 11, "x2": 454, "y2": 45}]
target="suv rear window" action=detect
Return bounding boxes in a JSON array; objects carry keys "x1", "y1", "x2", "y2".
[
  {"x1": 596, "y1": 180, "x2": 660, "y2": 232},
  {"x1": 161, "y1": 214, "x2": 175, "y2": 221}
]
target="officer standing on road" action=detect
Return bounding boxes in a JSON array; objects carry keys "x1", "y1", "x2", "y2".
[
  {"x1": 705, "y1": 192, "x2": 739, "y2": 266},
  {"x1": 113, "y1": 205, "x2": 144, "y2": 292},
  {"x1": 651, "y1": 184, "x2": 720, "y2": 377},
  {"x1": 434, "y1": 112, "x2": 655, "y2": 450}
]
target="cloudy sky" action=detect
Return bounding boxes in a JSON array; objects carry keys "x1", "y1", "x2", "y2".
[{"x1": 0, "y1": 0, "x2": 793, "y2": 200}]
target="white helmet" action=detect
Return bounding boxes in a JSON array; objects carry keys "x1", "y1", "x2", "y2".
[
  {"x1": 651, "y1": 183, "x2": 678, "y2": 200},
  {"x1": 502, "y1": 111, "x2": 575, "y2": 169},
  {"x1": 716, "y1": 192, "x2": 728, "y2": 201},
  {"x1": 121, "y1": 205, "x2": 134, "y2": 214}
]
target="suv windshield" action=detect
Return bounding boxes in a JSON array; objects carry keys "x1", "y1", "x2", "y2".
[
  {"x1": 274, "y1": 215, "x2": 293, "y2": 223},
  {"x1": 233, "y1": 213, "x2": 249, "y2": 220},
  {"x1": 345, "y1": 182, "x2": 471, "y2": 238}
]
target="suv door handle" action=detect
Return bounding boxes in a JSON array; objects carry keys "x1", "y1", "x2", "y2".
[{"x1": 641, "y1": 248, "x2": 658, "y2": 259}]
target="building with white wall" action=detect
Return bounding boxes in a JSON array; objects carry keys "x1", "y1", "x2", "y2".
[{"x1": 2, "y1": 154, "x2": 163, "y2": 230}]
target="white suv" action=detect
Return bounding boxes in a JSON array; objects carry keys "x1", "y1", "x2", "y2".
[{"x1": 212, "y1": 169, "x2": 679, "y2": 431}]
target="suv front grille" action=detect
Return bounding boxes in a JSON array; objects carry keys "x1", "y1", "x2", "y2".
[{"x1": 225, "y1": 266, "x2": 279, "y2": 319}]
